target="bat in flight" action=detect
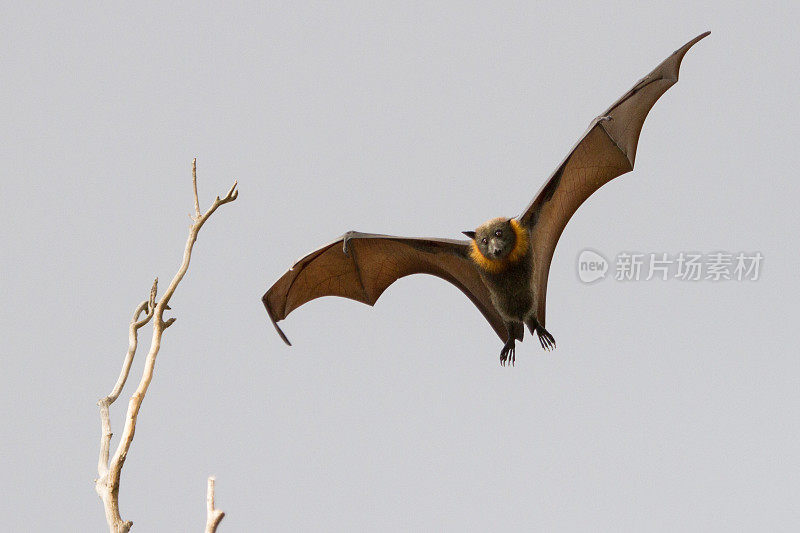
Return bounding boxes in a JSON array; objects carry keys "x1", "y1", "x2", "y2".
[{"x1": 262, "y1": 32, "x2": 709, "y2": 365}]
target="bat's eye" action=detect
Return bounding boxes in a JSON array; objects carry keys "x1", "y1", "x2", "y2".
[
  {"x1": 495, "y1": 230, "x2": 502, "y2": 237},
  {"x1": 481, "y1": 238, "x2": 488, "y2": 245}
]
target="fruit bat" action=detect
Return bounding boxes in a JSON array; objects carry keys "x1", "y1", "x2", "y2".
[{"x1": 262, "y1": 32, "x2": 709, "y2": 365}]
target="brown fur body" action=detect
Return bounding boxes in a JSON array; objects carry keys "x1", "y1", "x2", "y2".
[
  {"x1": 479, "y1": 247, "x2": 534, "y2": 324},
  {"x1": 464, "y1": 218, "x2": 537, "y2": 338},
  {"x1": 463, "y1": 217, "x2": 555, "y2": 363}
]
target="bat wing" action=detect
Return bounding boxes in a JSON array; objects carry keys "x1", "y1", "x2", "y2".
[
  {"x1": 262, "y1": 232, "x2": 508, "y2": 345},
  {"x1": 519, "y1": 32, "x2": 709, "y2": 326}
]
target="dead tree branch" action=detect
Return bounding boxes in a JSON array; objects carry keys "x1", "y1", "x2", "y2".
[
  {"x1": 95, "y1": 159, "x2": 236, "y2": 532},
  {"x1": 205, "y1": 476, "x2": 225, "y2": 533}
]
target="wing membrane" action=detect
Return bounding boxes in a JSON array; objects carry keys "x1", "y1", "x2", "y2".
[
  {"x1": 262, "y1": 233, "x2": 508, "y2": 344},
  {"x1": 520, "y1": 32, "x2": 709, "y2": 325}
]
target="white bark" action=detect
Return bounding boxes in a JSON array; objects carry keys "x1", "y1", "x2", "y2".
[
  {"x1": 95, "y1": 159, "x2": 235, "y2": 532},
  {"x1": 205, "y1": 477, "x2": 225, "y2": 533}
]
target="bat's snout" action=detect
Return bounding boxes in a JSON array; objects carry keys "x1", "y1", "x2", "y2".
[{"x1": 489, "y1": 241, "x2": 505, "y2": 257}]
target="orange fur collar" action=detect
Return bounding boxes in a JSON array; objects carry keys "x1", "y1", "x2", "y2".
[{"x1": 469, "y1": 219, "x2": 529, "y2": 274}]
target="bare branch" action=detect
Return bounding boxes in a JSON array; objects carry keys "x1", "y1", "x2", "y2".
[
  {"x1": 147, "y1": 278, "x2": 158, "y2": 316},
  {"x1": 95, "y1": 161, "x2": 237, "y2": 532},
  {"x1": 96, "y1": 294, "x2": 154, "y2": 477},
  {"x1": 192, "y1": 158, "x2": 201, "y2": 218},
  {"x1": 205, "y1": 477, "x2": 225, "y2": 533},
  {"x1": 95, "y1": 295, "x2": 153, "y2": 532}
]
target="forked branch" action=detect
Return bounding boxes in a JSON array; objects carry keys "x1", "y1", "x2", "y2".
[{"x1": 95, "y1": 160, "x2": 235, "y2": 532}]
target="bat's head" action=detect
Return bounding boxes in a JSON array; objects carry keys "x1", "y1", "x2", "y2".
[{"x1": 463, "y1": 217, "x2": 526, "y2": 268}]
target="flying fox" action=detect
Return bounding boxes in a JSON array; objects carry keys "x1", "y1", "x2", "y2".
[{"x1": 262, "y1": 32, "x2": 710, "y2": 365}]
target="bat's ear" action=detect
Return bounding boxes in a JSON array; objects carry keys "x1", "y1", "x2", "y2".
[{"x1": 462, "y1": 231, "x2": 476, "y2": 240}]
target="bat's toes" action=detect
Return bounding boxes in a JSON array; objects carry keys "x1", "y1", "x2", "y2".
[
  {"x1": 537, "y1": 328, "x2": 556, "y2": 352},
  {"x1": 500, "y1": 342, "x2": 515, "y2": 366}
]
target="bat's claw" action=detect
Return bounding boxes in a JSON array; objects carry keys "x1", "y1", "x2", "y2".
[
  {"x1": 537, "y1": 328, "x2": 556, "y2": 352},
  {"x1": 342, "y1": 231, "x2": 359, "y2": 255},
  {"x1": 500, "y1": 340, "x2": 516, "y2": 367}
]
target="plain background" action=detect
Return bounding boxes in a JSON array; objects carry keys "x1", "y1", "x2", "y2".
[{"x1": 3, "y1": 2, "x2": 799, "y2": 531}]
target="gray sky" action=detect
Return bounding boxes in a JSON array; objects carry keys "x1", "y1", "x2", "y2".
[{"x1": 2, "y1": 1, "x2": 799, "y2": 531}]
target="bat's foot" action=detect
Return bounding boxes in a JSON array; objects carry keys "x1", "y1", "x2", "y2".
[
  {"x1": 525, "y1": 317, "x2": 556, "y2": 352},
  {"x1": 537, "y1": 328, "x2": 556, "y2": 352},
  {"x1": 500, "y1": 340, "x2": 516, "y2": 367}
]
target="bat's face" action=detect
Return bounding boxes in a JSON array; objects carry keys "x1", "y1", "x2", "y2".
[{"x1": 465, "y1": 217, "x2": 517, "y2": 261}]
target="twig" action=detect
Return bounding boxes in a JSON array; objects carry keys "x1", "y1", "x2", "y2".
[
  {"x1": 95, "y1": 160, "x2": 237, "y2": 532},
  {"x1": 192, "y1": 158, "x2": 201, "y2": 218},
  {"x1": 205, "y1": 476, "x2": 225, "y2": 533}
]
